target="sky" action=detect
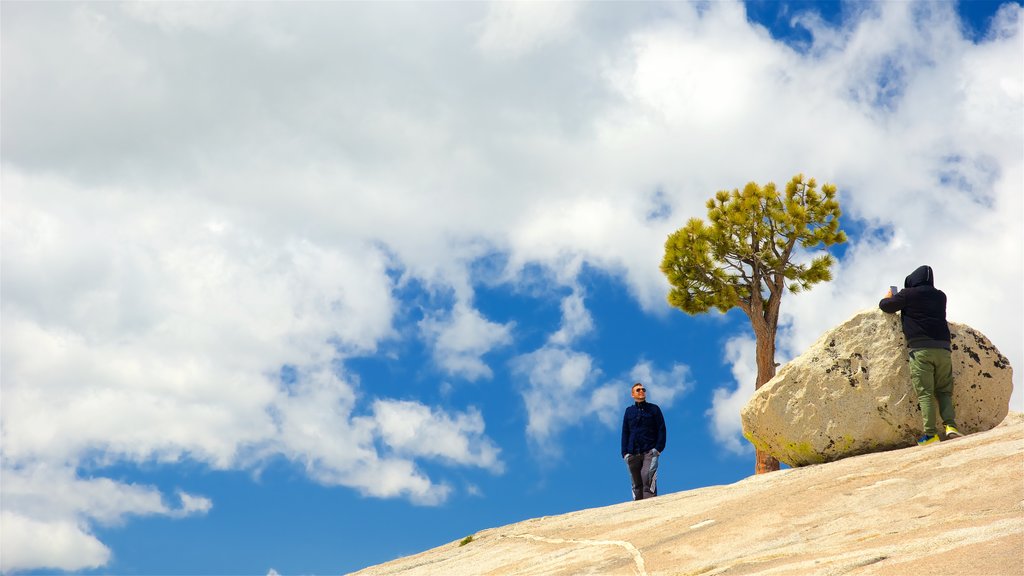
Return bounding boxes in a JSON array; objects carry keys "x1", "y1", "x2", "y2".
[{"x1": 1, "y1": 1, "x2": 1021, "y2": 574}]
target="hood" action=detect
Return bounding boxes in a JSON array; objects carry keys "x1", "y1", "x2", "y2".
[{"x1": 905, "y1": 265, "x2": 935, "y2": 288}]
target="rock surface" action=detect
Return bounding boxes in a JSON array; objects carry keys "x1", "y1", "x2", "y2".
[
  {"x1": 348, "y1": 413, "x2": 1024, "y2": 576},
  {"x1": 741, "y1": 309, "x2": 1012, "y2": 466}
]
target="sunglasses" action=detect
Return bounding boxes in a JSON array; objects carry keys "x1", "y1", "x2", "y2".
[{"x1": 633, "y1": 387, "x2": 646, "y2": 392}]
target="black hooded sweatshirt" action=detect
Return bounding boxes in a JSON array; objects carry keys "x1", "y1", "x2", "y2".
[{"x1": 878, "y1": 265, "x2": 951, "y2": 350}]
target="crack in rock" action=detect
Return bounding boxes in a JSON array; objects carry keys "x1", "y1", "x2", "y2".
[{"x1": 503, "y1": 533, "x2": 647, "y2": 576}]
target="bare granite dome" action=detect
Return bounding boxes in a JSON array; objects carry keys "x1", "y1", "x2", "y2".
[{"x1": 349, "y1": 412, "x2": 1023, "y2": 576}]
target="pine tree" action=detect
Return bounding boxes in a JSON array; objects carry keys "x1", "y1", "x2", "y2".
[{"x1": 661, "y1": 174, "x2": 847, "y2": 473}]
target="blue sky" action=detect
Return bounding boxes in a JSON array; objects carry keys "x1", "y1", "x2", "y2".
[{"x1": 1, "y1": 1, "x2": 1021, "y2": 574}]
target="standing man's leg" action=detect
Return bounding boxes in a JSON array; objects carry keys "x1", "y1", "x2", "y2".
[
  {"x1": 640, "y1": 449, "x2": 659, "y2": 499},
  {"x1": 910, "y1": 350, "x2": 938, "y2": 436},
  {"x1": 931, "y1": 349, "x2": 958, "y2": 431},
  {"x1": 625, "y1": 455, "x2": 644, "y2": 501}
]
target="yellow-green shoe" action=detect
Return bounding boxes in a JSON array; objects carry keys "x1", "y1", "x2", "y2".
[
  {"x1": 917, "y1": 434, "x2": 939, "y2": 446},
  {"x1": 944, "y1": 425, "x2": 962, "y2": 439}
]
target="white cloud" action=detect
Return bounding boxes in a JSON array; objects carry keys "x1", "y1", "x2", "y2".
[
  {"x1": 0, "y1": 512, "x2": 110, "y2": 574},
  {"x1": 513, "y1": 286, "x2": 630, "y2": 445},
  {"x1": 629, "y1": 360, "x2": 694, "y2": 408},
  {"x1": 372, "y1": 400, "x2": 504, "y2": 473},
  {"x1": 0, "y1": 464, "x2": 211, "y2": 573},
  {"x1": 548, "y1": 288, "x2": 594, "y2": 346},
  {"x1": 420, "y1": 303, "x2": 514, "y2": 381},
  {"x1": 514, "y1": 347, "x2": 600, "y2": 445},
  {"x1": 615, "y1": 2, "x2": 778, "y2": 128},
  {"x1": 587, "y1": 384, "x2": 624, "y2": 429},
  {"x1": 268, "y1": 367, "x2": 494, "y2": 506},
  {"x1": 475, "y1": 1, "x2": 579, "y2": 58},
  {"x1": 1, "y1": 169, "x2": 505, "y2": 562},
  {"x1": 1, "y1": 170, "x2": 396, "y2": 469},
  {"x1": 1, "y1": 464, "x2": 210, "y2": 527},
  {"x1": 176, "y1": 490, "x2": 215, "y2": 516}
]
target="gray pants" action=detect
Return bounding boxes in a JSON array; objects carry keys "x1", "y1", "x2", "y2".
[{"x1": 625, "y1": 449, "x2": 659, "y2": 500}]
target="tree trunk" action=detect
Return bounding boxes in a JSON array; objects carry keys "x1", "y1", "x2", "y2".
[
  {"x1": 755, "y1": 448, "x2": 779, "y2": 475},
  {"x1": 752, "y1": 317, "x2": 781, "y2": 474}
]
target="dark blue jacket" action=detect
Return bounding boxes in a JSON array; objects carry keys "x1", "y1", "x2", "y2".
[
  {"x1": 879, "y1": 264, "x2": 950, "y2": 350},
  {"x1": 621, "y1": 401, "x2": 666, "y2": 457}
]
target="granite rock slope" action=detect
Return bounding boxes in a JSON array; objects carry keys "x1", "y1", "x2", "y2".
[{"x1": 349, "y1": 412, "x2": 1023, "y2": 576}]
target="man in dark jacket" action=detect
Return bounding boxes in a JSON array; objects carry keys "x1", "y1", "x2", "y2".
[
  {"x1": 879, "y1": 265, "x2": 962, "y2": 446},
  {"x1": 621, "y1": 382, "x2": 666, "y2": 500}
]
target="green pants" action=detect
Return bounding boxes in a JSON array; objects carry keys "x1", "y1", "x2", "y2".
[{"x1": 910, "y1": 348, "x2": 957, "y2": 435}]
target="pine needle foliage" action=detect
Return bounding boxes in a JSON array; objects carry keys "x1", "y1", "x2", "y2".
[{"x1": 661, "y1": 174, "x2": 846, "y2": 319}]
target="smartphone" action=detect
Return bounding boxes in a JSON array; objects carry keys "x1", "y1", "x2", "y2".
[{"x1": 889, "y1": 285, "x2": 898, "y2": 295}]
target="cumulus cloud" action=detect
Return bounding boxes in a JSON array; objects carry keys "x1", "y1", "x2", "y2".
[
  {"x1": 548, "y1": 288, "x2": 594, "y2": 346},
  {"x1": 268, "y1": 367, "x2": 503, "y2": 506},
  {"x1": 2, "y1": 170, "x2": 397, "y2": 467},
  {"x1": 514, "y1": 346, "x2": 601, "y2": 445},
  {"x1": 476, "y1": 1, "x2": 580, "y2": 58},
  {"x1": 420, "y1": 303, "x2": 514, "y2": 381},
  {"x1": 0, "y1": 464, "x2": 212, "y2": 573},
  {"x1": 1, "y1": 168, "x2": 505, "y2": 562},
  {"x1": 372, "y1": 400, "x2": 504, "y2": 473},
  {"x1": 0, "y1": 512, "x2": 110, "y2": 574},
  {"x1": 629, "y1": 360, "x2": 694, "y2": 408}
]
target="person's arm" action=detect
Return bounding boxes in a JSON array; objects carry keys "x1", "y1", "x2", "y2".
[
  {"x1": 655, "y1": 406, "x2": 666, "y2": 454},
  {"x1": 879, "y1": 289, "x2": 905, "y2": 314},
  {"x1": 621, "y1": 409, "x2": 630, "y2": 458}
]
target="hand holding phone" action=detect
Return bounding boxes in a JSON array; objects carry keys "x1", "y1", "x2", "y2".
[{"x1": 888, "y1": 285, "x2": 898, "y2": 297}]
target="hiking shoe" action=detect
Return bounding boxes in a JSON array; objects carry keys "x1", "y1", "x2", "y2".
[
  {"x1": 917, "y1": 434, "x2": 939, "y2": 446},
  {"x1": 944, "y1": 425, "x2": 962, "y2": 439}
]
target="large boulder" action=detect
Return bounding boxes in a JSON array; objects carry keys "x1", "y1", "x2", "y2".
[{"x1": 741, "y1": 309, "x2": 1013, "y2": 466}]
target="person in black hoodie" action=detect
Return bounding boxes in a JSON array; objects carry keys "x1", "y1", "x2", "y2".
[
  {"x1": 621, "y1": 382, "x2": 666, "y2": 500},
  {"x1": 879, "y1": 265, "x2": 962, "y2": 445}
]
